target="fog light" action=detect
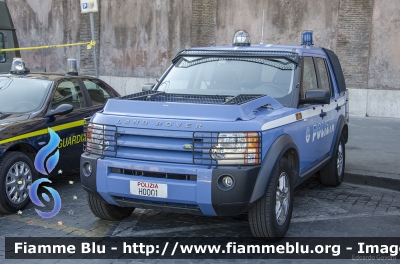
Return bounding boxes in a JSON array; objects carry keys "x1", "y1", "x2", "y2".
[
  {"x1": 83, "y1": 161, "x2": 93, "y2": 177},
  {"x1": 86, "y1": 163, "x2": 92, "y2": 173},
  {"x1": 222, "y1": 176, "x2": 233, "y2": 187},
  {"x1": 217, "y1": 174, "x2": 235, "y2": 191}
]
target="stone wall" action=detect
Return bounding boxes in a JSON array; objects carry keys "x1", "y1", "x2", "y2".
[
  {"x1": 98, "y1": 0, "x2": 192, "y2": 78},
  {"x1": 368, "y1": 0, "x2": 400, "y2": 90},
  {"x1": 336, "y1": 0, "x2": 373, "y2": 89},
  {"x1": 191, "y1": 0, "x2": 217, "y2": 47},
  {"x1": 215, "y1": 0, "x2": 339, "y2": 50},
  {"x1": 79, "y1": 1, "x2": 100, "y2": 76},
  {"x1": 6, "y1": 0, "x2": 82, "y2": 73},
  {"x1": 6, "y1": 0, "x2": 192, "y2": 78}
]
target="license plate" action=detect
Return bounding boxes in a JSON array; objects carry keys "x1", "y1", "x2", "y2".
[{"x1": 130, "y1": 181, "x2": 168, "y2": 198}]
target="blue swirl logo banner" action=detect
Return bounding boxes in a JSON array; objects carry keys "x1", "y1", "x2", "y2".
[
  {"x1": 29, "y1": 178, "x2": 61, "y2": 218},
  {"x1": 30, "y1": 128, "x2": 62, "y2": 218},
  {"x1": 34, "y1": 128, "x2": 60, "y2": 175}
]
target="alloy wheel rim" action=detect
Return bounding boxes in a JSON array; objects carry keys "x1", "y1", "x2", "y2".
[
  {"x1": 337, "y1": 143, "x2": 344, "y2": 179},
  {"x1": 5, "y1": 161, "x2": 32, "y2": 204},
  {"x1": 276, "y1": 172, "x2": 290, "y2": 225}
]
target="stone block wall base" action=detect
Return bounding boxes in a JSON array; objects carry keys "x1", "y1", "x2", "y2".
[
  {"x1": 100, "y1": 76, "x2": 157, "y2": 97},
  {"x1": 348, "y1": 88, "x2": 400, "y2": 118}
]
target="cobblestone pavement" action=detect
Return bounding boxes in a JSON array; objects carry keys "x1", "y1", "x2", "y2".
[{"x1": 1, "y1": 171, "x2": 399, "y2": 263}]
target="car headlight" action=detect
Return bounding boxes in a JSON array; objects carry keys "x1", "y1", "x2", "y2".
[
  {"x1": 85, "y1": 123, "x2": 109, "y2": 155},
  {"x1": 210, "y1": 132, "x2": 260, "y2": 165}
]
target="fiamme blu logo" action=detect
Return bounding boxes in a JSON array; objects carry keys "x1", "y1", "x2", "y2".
[{"x1": 29, "y1": 128, "x2": 62, "y2": 218}]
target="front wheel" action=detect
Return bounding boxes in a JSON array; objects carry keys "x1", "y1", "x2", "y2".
[
  {"x1": 0, "y1": 151, "x2": 37, "y2": 213},
  {"x1": 320, "y1": 134, "x2": 345, "y2": 186},
  {"x1": 248, "y1": 156, "x2": 294, "y2": 239},
  {"x1": 87, "y1": 193, "x2": 135, "y2": 221}
]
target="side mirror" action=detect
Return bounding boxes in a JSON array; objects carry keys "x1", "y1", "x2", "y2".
[
  {"x1": 45, "y1": 104, "x2": 73, "y2": 118},
  {"x1": 142, "y1": 83, "x2": 155, "y2": 92},
  {"x1": 299, "y1": 89, "x2": 330, "y2": 105}
]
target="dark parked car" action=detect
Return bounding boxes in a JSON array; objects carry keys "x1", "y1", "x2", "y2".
[{"x1": 0, "y1": 58, "x2": 120, "y2": 213}]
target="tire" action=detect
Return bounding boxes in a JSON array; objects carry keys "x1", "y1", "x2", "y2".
[
  {"x1": 0, "y1": 151, "x2": 37, "y2": 214},
  {"x1": 320, "y1": 134, "x2": 345, "y2": 186},
  {"x1": 248, "y1": 156, "x2": 294, "y2": 239},
  {"x1": 87, "y1": 193, "x2": 134, "y2": 221}
]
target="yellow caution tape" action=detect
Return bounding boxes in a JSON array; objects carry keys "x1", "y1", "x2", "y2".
[{"x1": 0, "y1": 40, "x2": 96, "y2": 52}]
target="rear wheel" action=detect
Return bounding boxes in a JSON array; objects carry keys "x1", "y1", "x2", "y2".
[
  {"x1": 248, "y1": 156, "x2": 294, "y2": 239},
  {"x1": 0, "y1": 151, "x2": 36, "y2": 213},
  {"x1": 320, "y1": 134, "x2": 345, "y2": 186},
  {"x1": 87, "y1": 193, "x2": 134, "y2": 221}
]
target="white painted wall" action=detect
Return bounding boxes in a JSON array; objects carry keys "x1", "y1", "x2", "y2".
[
  {"x1": 99, "y1": 76, "x2": 157, "y2": 96},
  {"x1": 349, "y1": 88, "x2": 400, "y2": 118}
]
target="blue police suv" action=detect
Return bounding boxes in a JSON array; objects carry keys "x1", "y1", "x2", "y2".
[
  {"x1": 81, "y1": 30, "x2": 349, "y2": 239},
  {"x1": 0, "y1": 58, "x2": 120, "y2": 213}
]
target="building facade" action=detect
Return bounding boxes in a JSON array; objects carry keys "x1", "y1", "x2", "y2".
[{"x1": 6, "y1": 0, "x2": 400, "y2": 117}]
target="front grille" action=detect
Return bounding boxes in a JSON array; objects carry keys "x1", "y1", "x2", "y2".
[
  {"x1": 122, "y1": 91, "x2": 265, "y2": 105},
  {"x1": 224, "y1": 94, "x2": 265, "y2": 105},
  {"x1": 113, "y1": 197, "x2": 202, "y2": 215},
  {"x1": 173, "y1": 50, "x2": 299, "y2": 63},
  {"x1": 115, "y1": 128, "x2": 195, "y2": 164},
  {"x1": 110, "y1": 168, "x2": 197, "y2": 181},
  {"x1": 178, "y1": 57, "x2": 295, "y2": 70}
]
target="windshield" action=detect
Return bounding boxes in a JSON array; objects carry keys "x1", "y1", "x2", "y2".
[
  {"x1": 0, "y1": 77, "x2": 52, "y2": 114},
  {"x1": 157, "y1": 56, "x2": 295, "y2": 106}
]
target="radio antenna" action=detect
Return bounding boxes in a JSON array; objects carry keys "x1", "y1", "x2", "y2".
[{"x1": 260, "y1": 9, "x2": 265, "y2": 44}]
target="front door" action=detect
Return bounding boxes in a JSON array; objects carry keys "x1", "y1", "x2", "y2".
[
  {"x1": 45, "y1": 78, "x2": 90, "y2": 175},
  {"x1": 295, "y1": 55, "x2": 335, "y2": 176}
]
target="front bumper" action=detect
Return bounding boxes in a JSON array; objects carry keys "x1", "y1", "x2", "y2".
[{"x1": 80, "y1": 154, "x2": 260, "y2": 216}]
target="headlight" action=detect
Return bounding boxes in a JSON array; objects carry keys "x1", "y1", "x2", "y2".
[
  {"x1": 210, "y1": 132, "x2": 260, "y2": 165},
  {"x1": 85, "y1": 123, "x2": 109, "y2": 155}
]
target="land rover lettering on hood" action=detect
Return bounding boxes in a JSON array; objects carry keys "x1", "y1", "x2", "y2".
[{"x1": 81, "y1": 30, "x2": 349, "y2": 240}]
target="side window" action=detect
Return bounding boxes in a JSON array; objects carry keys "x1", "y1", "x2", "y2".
[
  {"x1": 0, "y1": 33, "x2": 5, "y2": 63},
  {"x1": 52, "y1": 79, "x2": 85, "y2": 110},
  {"x1": 301, "y1": 57, "x2": 318, "y2": 98},
  {"x1": 82, "y1": 79, "x2": 113, "y2": 106},
  {"x1": 315, "y1": 58, "x2": 332, "y2": 96}
]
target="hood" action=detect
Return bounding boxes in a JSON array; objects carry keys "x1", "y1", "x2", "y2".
[{"x1": 102, "y1": 95, "x2": 283, "y2": 122}]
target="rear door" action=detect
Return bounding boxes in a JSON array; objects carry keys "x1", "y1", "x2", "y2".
[
  {"x1": 80, "y1": 77, "x2": 119, "y2": 114},
  {"x1": 312, "y1": 56, "x2": 336, "y2": 152}
]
